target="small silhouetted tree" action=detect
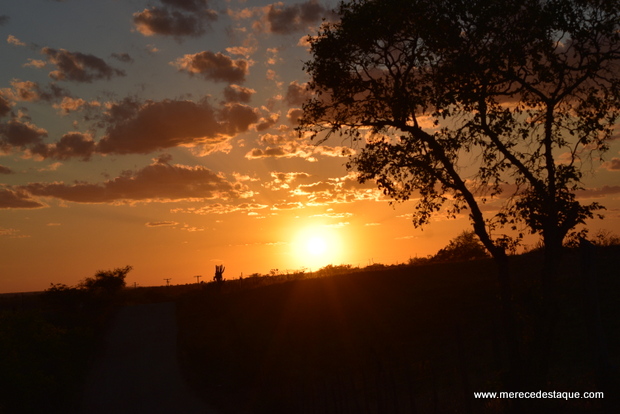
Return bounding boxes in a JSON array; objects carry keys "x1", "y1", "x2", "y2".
[
  {"x1": 433, "y1": 231, "x2": 490, "y2": 263},
  {"x1": 79, "y1": 265, "x2": 131, "y2": 296}
]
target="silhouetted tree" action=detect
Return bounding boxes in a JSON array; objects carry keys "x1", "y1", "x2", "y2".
[
  {"x1": 302, "y1": 0, "x2": 618, "y2": 274},
  {"x1": 300, "y1": 0, "x2": 620, "y2": 392},
  {"x1": 433, "y1": 230, "x2": 490, "y2": 263},
  {"x1": 79, "y1": 265, "x2": 131, "y2": 296}
]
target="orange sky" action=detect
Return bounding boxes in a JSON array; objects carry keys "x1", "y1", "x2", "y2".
[{"x1": 1, "y1": 0, "x2": 619, "y2": 293}]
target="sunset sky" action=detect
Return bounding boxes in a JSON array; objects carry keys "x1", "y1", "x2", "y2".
[{"x1": 2, "y1": 0, "x2": 620, "y2": 293}]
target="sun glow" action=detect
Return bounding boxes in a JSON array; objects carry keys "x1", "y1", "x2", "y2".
[
  {"x1": 292, "y1": 226, "x2": 343, "y2": 270},
  {"x1": 306, "y1": 236, "x2": 327, "y2": 256}
]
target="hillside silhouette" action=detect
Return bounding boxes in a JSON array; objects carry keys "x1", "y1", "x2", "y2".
[
  {"x1": 1, "y1": 242, "x2": 618, "y2": 413},
  {"x1": 176, "y1": 245, "x2": 620, "y2": 413}
]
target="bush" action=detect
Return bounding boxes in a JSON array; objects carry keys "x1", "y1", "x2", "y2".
[
  {"x1": 564, "y1": 229, "x2": 620, "y2": 248},
  {"x1": 591, "y1": 229, "x2": 620, "y2": 247},
  {"x1": 78, "y1": 265, "x2": 131, "y2": 296},
  {"x1": 432, "y1": 230, "x2": 490, "y2": 263}
]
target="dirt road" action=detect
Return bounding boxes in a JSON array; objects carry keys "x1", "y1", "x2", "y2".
[{"x1": 80, "y1": 302, "x2": 216, "y2": 414}]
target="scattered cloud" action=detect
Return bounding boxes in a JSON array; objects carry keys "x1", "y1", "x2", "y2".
[
  {"x1": 314, "y1": 145, "x2": 355, "y2": 157},
  {"x1": 226, "y1": 32, "x2": 259, "y2": 59},
  {"x1": 172, "y1": 202, "x2": 269, "y2": 215},
  {"x1": 311, "y1": 212, "x2": 353, "y2": 219},
  {"x1": 172, "y1": 51, "x2": 250, "y2": 83},
  {"x1": 23, "y1": 59, "x2": 47, "y2": 69},
  {"x1": 2, "y1": 80, "x2": 42, "y2": 102},
  {"x1": 287, "y1": 107, "x2": 303, "y2": 125},
  {"x1": 246, "y1": 128, "x2": 354, "y2": 162},
  {"x1": 265, "y1": 171, "x2": 313, "y2": 190},
  {"x1": 181, "y1": 225, "x2": 204, "y2": 232},
  {"x1": 223, "y1": 84, "x2": 255, "y2": 103},
  {"x1": 111, "y1": 53, "x2": 134, "y2": 63},
  {"x1": 52, "y1": 96, "x2": 101, "y2": 115},
  {"x1": 36, "y1": 162, "x2": 63, "y2": 172},
  {"x1": 0, "y1": 187, "x2": 45, "y2": 209},
  {"x1": 98, "y1": 98, "x2": 258, "y2": 155},
  {"x1": 272, "y1": 201, "x2": 304, "y2": 210},
  {"x1": 265, "y1": 47, "x2": 281, "y2": 65},
  {"x1": 324, "y1": 221, "x2": 349, "y2": 228},
  {"x1": 133, "y1": 0, "x2": 217, "y2": 39},
  {"x1": 0, "y1": 15, "x2": 9, "y2": 26},
  {"x1": 146, "y1": 221, "x2": 179, "y2": 227},
  {"x1": 577, "y1": 185, "x2": 620, "y2": 198},
  {"x1": 7, "y1": 35, "x2": 26, "y2": 47},
  {"x1": 246, "y1": 145, "x2": 312, "y2": 160},
  {"x1": 263, "y1": 0, "x2": 331, "y2": 35},
  {"x1": 1, "y1": 96, "x2": 260, "y2": 159},
  {"x1": 41, "y1": 47, "x2": 126, "y2": 83},
  {"x1": 602, "y1": 157, "x2": 620, "y2": 171},
  {"x1": 265, "y1": 68, "x2": 280, "y2": 85},
  {"x1": 0, "y1": 227, "x2": 29, "y2": 238},
  {"x1": 0, "y1": 119, "x2": 48, "y2": 150},
  {"x1": 285, "y1": 81, "x2": 311, "y2": 106},
  {"x1": 255, "y1": 113, "x2": 280, "y2": 131},
  {"x1": 288, "y1": 173, "x2": 383, "y2": 206},
  {"x1": 19, "y1": 155, "x2": 246, "y2": 204},
  {"x1": 228, "y1": 7, "x2": 256, "y2": 21},
  {"x1": 146, "y1": 44, "x2": 160, "y2": 54},
  {"x1": 1, "y1": 79, "x2": 67, "y2": 103},
  {"x1": 0, "y1": 95, "x2": 10, "y2": 117},
  {"x1": 297, "y1": 34, "x2": 312, "y2": 49},
  {"x1": 226, "y1": 46, "x2": 255, "y2": 58},
  {"x1": 30, "y1": 132, "x2": 97, "y2": 161}
]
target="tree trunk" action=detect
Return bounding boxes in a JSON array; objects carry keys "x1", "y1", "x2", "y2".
[
  {"x1": 494, "y1": 254, "x2": 522, "y2": 381},
  {"x1": 470, "y1": 225, "x2": 522, "y2": 402},
  {"x1": 528, "y1": 233, "x2": 562, "y2": 391}
]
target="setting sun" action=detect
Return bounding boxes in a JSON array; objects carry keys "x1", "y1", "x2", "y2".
[
  {"x1": 306, "y1": 236, "x2": 327, "y2": 256},
  {"x1": 290, "y1": 226, "x2": 344, "y2": 270}
]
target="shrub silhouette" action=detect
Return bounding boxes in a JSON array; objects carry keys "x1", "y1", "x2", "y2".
[
  {"x1": 433, "y1": 231, "x2": 490, "y2": 263},
  {"x1": 78, "y1": 265, "x2": 131, "y2": 296},
  {"x1": 591, "y1": 229, "x2": 620, "y2": 247},
  {"x1": 43, "y1": 266, "x2": 132, "y2": 320}
]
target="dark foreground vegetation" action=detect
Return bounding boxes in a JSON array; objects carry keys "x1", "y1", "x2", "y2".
[
  {"x1": 0, "y1": 267, "x2": 131, "y2": 414},
  {"x1": 176, "y1": 246, "x2": 620, "y2": 414},
  {"x1": 1, "y1": 243, "x2": 618, "y2": 413}
]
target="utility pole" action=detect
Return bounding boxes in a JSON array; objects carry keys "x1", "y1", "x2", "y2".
[
  {"x1": 195, "y1": 275, "x2": 202, "y2": 284},
  {"x1": 164, "y1": 278, "x2": 171, "y2": 287}
]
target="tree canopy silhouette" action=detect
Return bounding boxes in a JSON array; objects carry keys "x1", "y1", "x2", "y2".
[
  {"x1": 300, "y1": 0, "x2": 620, "y2": 392},
  {"x1": 79, "y1": 265, "x2": 131, "y2": 296},
  {"x1": 301, "y1": 0, "x2": 619, "y2": 277}
]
